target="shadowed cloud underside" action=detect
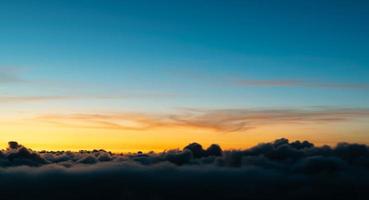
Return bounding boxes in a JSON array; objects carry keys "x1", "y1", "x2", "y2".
[{"x1": 0, "y1": 138, "x2": 369, "y2": 200}]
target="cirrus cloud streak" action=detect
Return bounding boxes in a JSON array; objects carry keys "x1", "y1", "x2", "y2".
[
  {"x1": 34, "y1": 108, "x2": 369, "y2": 132},
  {"x1": 235, "y1": 79, "x2": 369, "y2": 90}
]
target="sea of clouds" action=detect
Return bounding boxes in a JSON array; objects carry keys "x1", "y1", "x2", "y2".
[{"x1": 0, "y1": 139, "x2": 369, "y2": 200}]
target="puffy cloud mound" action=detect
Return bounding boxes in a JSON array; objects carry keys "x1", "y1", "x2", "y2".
[{"x1": 0, "y1": 139, "x2": 369, "y2": 200}]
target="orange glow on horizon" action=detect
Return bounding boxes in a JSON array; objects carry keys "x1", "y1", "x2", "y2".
[{"x1": 1, "y1": 114, "x2": 368, "y2": 153}]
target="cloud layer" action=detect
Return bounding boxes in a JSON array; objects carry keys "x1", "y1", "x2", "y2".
[
  {"x1": 0, "y1": 139, "x2": 369, "y2": 200},
  {"x1": 36, "y1": 108, "x2": 369, "y2": 132}
]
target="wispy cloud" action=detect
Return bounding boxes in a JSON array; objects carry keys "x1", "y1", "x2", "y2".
[
  {"x1": 166, "y1": 108, "x2": 369, "y2": 131},
  {"x1": 0, "y1": 96, "x2": 72, "y2": 103},
  {"x1": 35, "y1": 108, "x2": 369, "y2": 132},
  {"x1": 0, "y1": 93, "x2": 178, "y2": 103},
  {"x1": 36, "y1": 113, "x2": 166, "y2": 130},
  {"x1": 0, "y1": 68, "x2": 26, "y2": 84},
  {"x1": 235, "y1": 79, "x2": 369, "y2": 90}
]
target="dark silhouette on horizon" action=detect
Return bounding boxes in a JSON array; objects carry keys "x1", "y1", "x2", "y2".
[{"x1": 0, "y1": 138, "x2": 369, "y2": 200}]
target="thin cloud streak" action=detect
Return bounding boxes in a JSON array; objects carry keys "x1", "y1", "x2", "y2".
[
  {"x1": 37, "y1": 113, "x2": 165, "y2": 131},
  {"x1": 0, "y1": 96, "x2": 71, "y2": 103},
  {"x1": 35, "y1": 108, "x2": 369, "y2": 132},
  {"x1": 0, "y1": 68, "x2": 26, "y2": 84},
  {"x1": 235, "y1": 79, "x2": 369, "y2": 89},
  {"x1": 0, "y1": 93, "x2": 178, "y2": 103}
]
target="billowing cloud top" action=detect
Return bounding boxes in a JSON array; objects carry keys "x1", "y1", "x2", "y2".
[{"x1": 0, "y1": 139, "x2": 369, "y2": 200}]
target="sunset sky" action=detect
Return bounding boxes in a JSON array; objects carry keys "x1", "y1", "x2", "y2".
[{"x1": 1, "y1": 0, "x2": 369, "y2": 152}]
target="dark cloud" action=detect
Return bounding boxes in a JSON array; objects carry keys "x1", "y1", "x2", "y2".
[
  {"x1": 0, "y1": 139, "x2": 369, "y2": 200},
  {"x1": 7, "y1": 141, "x2": 20, "y2": 150},
  {"x1": 206, "y1": 144, "x2": 223, "y2": 157},
  {"x1": 184, "y1": 143, "x2": 206, "y2": 158}
]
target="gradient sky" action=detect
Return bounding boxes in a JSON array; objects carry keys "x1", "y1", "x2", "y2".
[{"x1": 1, "y1": 0, "x2": 369, "y2": 152}]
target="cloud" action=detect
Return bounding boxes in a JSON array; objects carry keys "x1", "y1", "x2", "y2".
[
  {"x1": 0, "y1": 92, "x2": 178, "y2": 104},
  {"x1": 0, "y1": 67, "x2": 178, "y2": 103},
  {"x1": 0, "y1": 68, "x2": 25, "y2": 84},
  {"x1": 235, "y1": 79, "x2": 369, "y2": 90},
  {"x1": 0, "y1": 95, "x2": 72, "y2": 103},
  {"x1": 0, "y1": 139, "x2": 369, "y2": 200},
  {"x1": 35, "y1": 108, "x2": 369, "y2": 132},
  {"x1": 36, "y1": 113, "x2": 166, "y2": 130}
]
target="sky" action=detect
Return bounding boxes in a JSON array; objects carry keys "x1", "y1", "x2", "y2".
[{"x1": 1, "y1": 0, "x2": 369, "y2": 152}]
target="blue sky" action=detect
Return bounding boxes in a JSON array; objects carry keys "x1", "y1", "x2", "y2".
[{"x1": 0, "y1": 0, "x2": 369, "y2": 115}]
